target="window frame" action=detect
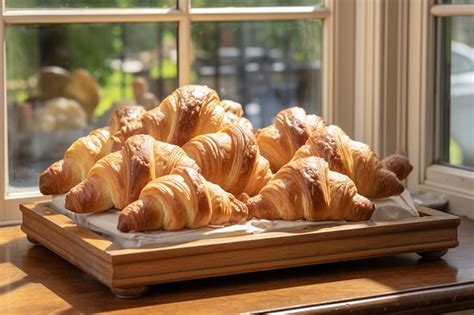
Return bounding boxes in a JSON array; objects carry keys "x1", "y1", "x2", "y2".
[
  {"x1": 0, "y1": 0, "x2": 346, "y2": 225},
  {"x1": 406, "y1": 0, "x2": 474, "y2": 219}
]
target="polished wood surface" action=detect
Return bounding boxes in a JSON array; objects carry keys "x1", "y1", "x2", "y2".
[
  {"x1": 1, "y1": 217, "x2": 473, "y2": 314},
  {"x1": 19, "y1": 202, "x2": 460, "y2": 299}
]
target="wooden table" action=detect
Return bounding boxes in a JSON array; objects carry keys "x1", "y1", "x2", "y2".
[{"x1": 1, "y1": 217, "x2": 473, "y2": 314}]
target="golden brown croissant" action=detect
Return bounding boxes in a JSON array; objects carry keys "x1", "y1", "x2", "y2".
[
  {"x1": 382, "y1": 154, "x2": 413, "y2": 181},
  {"x1": 182, "y1": 125, "x2": 272, "y2": 196},
  {"x1": 64, "y1": 135, "x2": 200, "y2": 213},
  {"x1": 256, "y1": 107, "x2": 326, "y2": 172},
  {"x1": 109, "y1": 105, "x2": 147, "y2": 134},
  {"x1": 118, "y1": 85, "x2": 251, "y2": 146},
  {"x1": 293, "y1": 125, "x2": 408, "y2": 198},
  {"x1": 243, "y1": 157, "x2": 374, "y2": 222},
  {"x1": 220, "y1": 99, "x2": 253, "y2": 131},
  {"x1": 39, "y1": 105, "x2": 146, "y2": 195},
  {"x1": 220, "y1": 99, "x2": 244, "y2": 117},
  {"x1": 118, "y1": 167, "x2": 249, "y2": 232}
]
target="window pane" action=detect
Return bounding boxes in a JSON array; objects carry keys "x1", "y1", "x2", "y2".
[
  {"x1": 191, "y1": 20, "x2": 322, "y2": 129},
  {"x1": 192, "y1": 0, "x2": 322, "y2": 7},
  {"x1": 6, "y1": 0, "x2": 175, "y2": 9},
  {"x1": 6, "y1": 23, "x2": 177, "y2": 192},
  {"x1": 437, "y1": 16, "x2": 474, "y2": 169}
]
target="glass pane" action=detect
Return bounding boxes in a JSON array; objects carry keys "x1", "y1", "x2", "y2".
[
  {"x1": 437, "y1": 16, "x2": 474, "y2": 169},
  {"x1": 192, "y1": 0, "x2": 322, "y2": 7},
  {"x1": 6, "y1": 23, "x2": 178, "y2": 192},
  {"x1": 6, "y1": 0, "x2": 175, "y2": 9},
  {"x1": 191, "y1": 20, "x2": 322, "y2": 129}
]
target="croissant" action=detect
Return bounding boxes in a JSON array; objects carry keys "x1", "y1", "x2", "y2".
[
  {"x1": 220, "y1": 99, "x2": 244, "y2": 117},
  {"x1": 109, "y1": 105, "x2": 147, "y2": 134},
  {"x1": 182, "y1": 125, "x2": 272, "y2": 196},
  {"x1": 118, "y1": 167, "x2": 249, "y2": 232},
  {"x1": 243, "y1": 157, "x2": 374, "y2": 222},
  {"x1": 220, "y1": 99, "x2": 254, "y2": 131},
  {"x1": 382, "y1": 154, "x2": 413, "y2": 181},
  {"x1": 293, "y1": 125, "x2": 411, "y2": 198},
  {"x1": 256, "y1": 107, "x2": 326, "y2": 172},
  {"x1": 118, "y1": 85, "x2": 252, "y2": 146},
  {"x1": 64, "y1": 135, "x2": 200, "y2": 213},
  {"x1": 39, "y1": 105, "x2": 146, "y2": 195}
]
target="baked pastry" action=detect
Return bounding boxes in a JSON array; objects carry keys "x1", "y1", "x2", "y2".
[
  {"x1": 293, "y1": 125, "x2": 411, "y2": 198},
  {"x1": 220, "y1": 99, "x2": 253, "y2": 131},
  {"x1": 118, "y1": 85, "x2": 252, "y2": 146},
  {"x1": 65, "y1": 135, "x2": 200, "y2": 213},
  {"x1": 118, "y1": 167, "x2": 249, "y2": 232},
  {"x1": 220, "y1": 99, "x2": 244, "y2": 117},
  {"x1": 242, "y1": 157, "x2": 374, "y2": 222},
  {"x1": 182, "y1": 125, "x2": 272, "y2": 196},
  {"x1": 39, "y1": 105, "x2": 146, "y2": 195},
  {"x1": 109, "y1": 105, "x2": 147, "y2": 134},
  {"x1": 382, "y1": 153, "x2": 413, "y2": 181},
  {"x1": 256, "y1": 107, "x2": 326, "y2": 172}
]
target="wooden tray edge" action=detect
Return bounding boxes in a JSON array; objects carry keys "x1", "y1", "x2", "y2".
[{"x1": 19, "y1": 201, "x2": 460, "y2": 293}]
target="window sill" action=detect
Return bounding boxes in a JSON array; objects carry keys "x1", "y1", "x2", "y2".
[{"x1": 416, "y1": 164, "x2": 474, "y2": 219}]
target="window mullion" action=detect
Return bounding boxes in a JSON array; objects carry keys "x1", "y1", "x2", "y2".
[
  {"x1": 178, "y1": 0, "x2": 191, "y2": 86},
  {"x1": 0, "y1": 0, "x2": 7, "y2": 221},
  {"x1": 3, "y1": 8, "x2": 186, "y2": 24}
]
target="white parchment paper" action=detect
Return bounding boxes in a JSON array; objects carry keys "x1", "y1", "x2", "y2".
[{"x1": 51, "y1": 189, "x2": 418, "y2": 248}]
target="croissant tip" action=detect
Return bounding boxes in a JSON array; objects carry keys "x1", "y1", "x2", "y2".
[
  {"x1": 38, "y1": 160, "x2": 69, "y2": 195},
  {"x1": 117, "y1": 215, "x2": 131, "y2": 232},
  {"x1": 383, "y1": 154, "x2": 414, "y2": 181},
  {"x1": 38, "y1": 175, "x2": 53, "y2": 195},
  {"x1": 118, "y1": 200, "x2": 146, "y2": 232},
  {"x1": 64, "y1": 192, "x2": 81, "y2": 213}
]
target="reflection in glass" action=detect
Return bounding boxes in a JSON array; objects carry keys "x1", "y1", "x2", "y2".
[
  {"x1": 191, "y1": 20, "x2": 322, "y2": 129},
  {"x1": 439, "y1": 16, "x2": 474, "y2": 169},
  {"x1": 6, "y1": 0, "x2": 175, "y2": 9},
  {"x1": 7, "y1": 22, "x2": 177, "y2": 191}
]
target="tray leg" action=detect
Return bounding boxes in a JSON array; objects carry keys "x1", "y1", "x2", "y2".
[
  {"x1": 417, "y1": 249, "x2": 448, "y2": 259},
  {"x1": 111, "y1": 286, "x2": 149, "y2": 299},
  {"x1": 26, "y1": 235, "x2": 42, "y2": 246}
]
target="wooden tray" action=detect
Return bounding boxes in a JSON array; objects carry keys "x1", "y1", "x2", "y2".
[{"x1": 20, "y1": 202, "x2": 460, "y2": 299}]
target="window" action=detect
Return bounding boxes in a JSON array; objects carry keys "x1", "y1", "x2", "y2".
[
  {"x1": 407, "y1": 0, "x2": 474, "y2": 218},
  {"x1": 435, "y1": 15, "x2": 474, "y2": 170},
  {"x1": 0, "y1": 0, "x2": 335, "y2": 224},
  {"x1": 7, "y1": 22, "x2": 178, "y2": 193},
  {"x1": 191, "y1": 20, "x2": 322, "y2": 128}
]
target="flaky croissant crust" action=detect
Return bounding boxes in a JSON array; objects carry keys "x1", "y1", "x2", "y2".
[
  {"x1": 65, "y1": 134, "x2": 200, "y2": 213},
  {"x1": 182, "y1": 124, "x2": 272, "y2": 196},
  {"x1": 256, "y1": 107, "x2": 325, "y2": 172},
  {"x1": 118, "y1": 85, "x2": 252, "y2": 147},
  {"x1": 118, "y1": 167, "x2": 249, "y2": 232},
  {"x1": 293, "y1": 125, "x2": 406, "y2": 198},
  {"x1": 244, "y1": 156, "x2": 374, "y2": 222}
]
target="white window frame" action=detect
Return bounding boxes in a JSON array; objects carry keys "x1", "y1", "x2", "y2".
[
  {"x1": 0, "y1": 0, "x2": 355, "y2": 225},
  {"x1": 407, "y1": 1, "x2": 474, "y2": 219}
]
